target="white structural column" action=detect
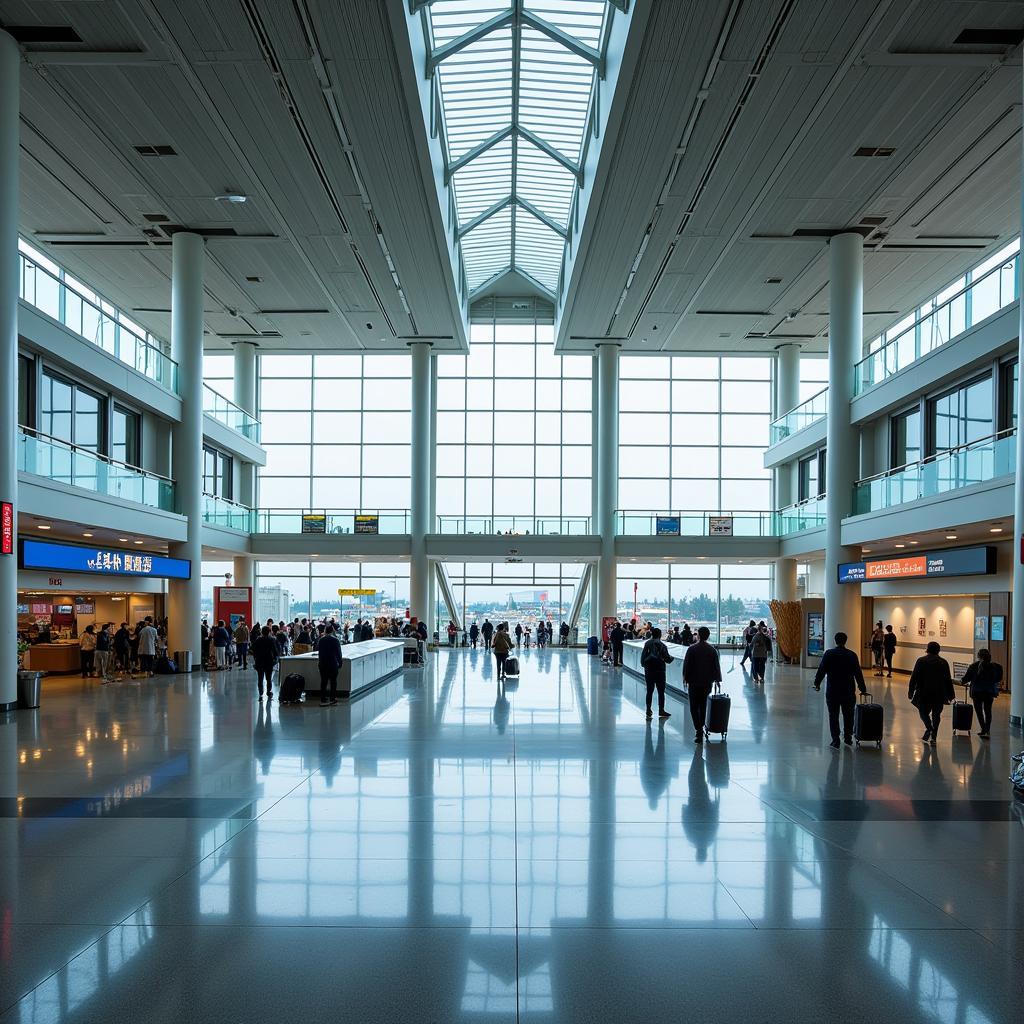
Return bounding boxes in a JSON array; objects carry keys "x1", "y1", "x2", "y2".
[
  {"x1": 0, "y1": 31, "x2": 17, "y2": 710},
  {"x1": 1012, "y1": 72, "x2": 1024, "y2": 726},
  {"x1": 167, "y1": 232, "x2": 205, "y2": 664},
  {"x1": 232, "y1": 556, "x2": 253, "y2": 589},
  {"x1": 596, "y1": 344, "x2": 620, "y2": 623},
  {"x1": 824, "y1": 233, "x2": 863, "y2": 646},
  {"x1": 233, "y1": 341, "x2": 258, "y2": 508},
  {"x1": 409, "y1": 342, "x2": 432, "y2": 625},
  {"x1": 773, "y1": 343, "x2": 801, "y2": 602}
]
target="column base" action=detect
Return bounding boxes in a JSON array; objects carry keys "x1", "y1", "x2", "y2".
[{"x1": 0, "y1": 700, "x2": 17, "y2": 713}]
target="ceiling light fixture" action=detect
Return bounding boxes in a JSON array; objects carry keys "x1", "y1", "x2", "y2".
[
  {"x1": 134, "y1": 540, "x2": 145, "y2": 545},
  {"x1": 894, "y1": 543, "x2": 905, "y2": 548},
  {"x1": 214, "y1": 193, "x2": 248, "y2": 203},
  {"x1": 909, "y1": 540, "x2": 919, "y2": 545},
  {"x1": 37, "y1": 524, "x2": 50, "y2": 530},
  {"x1": 118, "y1": 538, "x2": 129, "y2": 542},
  {"x1": 990, "y1": 527, "x2": 1003, "y2": 533},
  {"x1": 945, "y1": 534, "x2": 958, "y2": 540},
  {"x1": 83, "y1": 532, "x2": 93, "y2": 538}
]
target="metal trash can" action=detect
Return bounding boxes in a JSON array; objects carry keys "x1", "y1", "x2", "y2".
[
  {"x1": 174, "y1": 651, "x2": 193, "y2": 673},
  {"x1": 17, "y1": 671, "x2": 42, "y2": 709}
]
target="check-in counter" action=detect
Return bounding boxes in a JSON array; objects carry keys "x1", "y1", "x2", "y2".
[
  {"x1": 279, "y1": 638, "x2": 405, "y2": 698},
  {"x1": 24, "y1": 642, "x2": 80, "y2": 674},
  {"x1": 622, "y1": 638, "x2": 688, "y2": 698}
]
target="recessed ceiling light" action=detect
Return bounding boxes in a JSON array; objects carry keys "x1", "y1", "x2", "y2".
[
  {"x1": 214, "y1": 193, "x2": 248, "y2": 203},
  {"x1": 82, "y1": 532, "x2": 93, "y2": 538},
  {"x1": 990, "y1": 527, "x2": 1003, "y2": 533},
  {"x1": 909, "y1": 540, "x2": 918, "y2": 545},
  {"x1": 894, "y1": 543, "x2": 905, "y2": 548},
  {"x1": 134, "y1": 539, "x2": 144, "y2": 545},
  {"x1": 945, "y1": 534, "x2": 957, "y2": 540},
  {"x1": 37, "y1": 524, "x2": 50, "y2": 530},
  {"x1": 862, "y1": 549, "x2": 872, "y2": 553},
  {"x1": 118, "y1": 538, "x2": 129, "y2": 542}
]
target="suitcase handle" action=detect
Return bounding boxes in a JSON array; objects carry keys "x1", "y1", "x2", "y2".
[{"x1": 859, "y1": 691, "x2": 872, "y2": 703}]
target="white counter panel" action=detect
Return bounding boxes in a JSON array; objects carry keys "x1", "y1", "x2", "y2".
[
  {"x1": 622, "y1": 638, "x2": 688, "y2": 698},
  {"x1": 278, "y1": 638, "x2": 405, "y2": 698}
]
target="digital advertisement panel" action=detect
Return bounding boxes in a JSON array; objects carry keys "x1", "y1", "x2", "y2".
[
  {"x1": 838, "y1": 545, "x2": 995, "y2": 584},
  {"x1": 20, "y1": 539, "x2": 191, "y2": 580}
]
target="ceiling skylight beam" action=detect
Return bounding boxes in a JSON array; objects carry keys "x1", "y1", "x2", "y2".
[
  {"x1": 515, "y1": 197, "x2": 567, "y2": 238},
  {"x1": 445, "y1": 125, "x2": 514, "y2": 181},
  {"x1": 517, "y1": 125, "x2": 582, "y2": 182},
  {"x1": 458, "y1": 196, "x2": 513, "y2": 239},
  {"x1": 520, "y1": 8, "x2": 602, "y2": 71},
  {"x1": 426, "y1": 7, "x2": 514, "y2": 75}
]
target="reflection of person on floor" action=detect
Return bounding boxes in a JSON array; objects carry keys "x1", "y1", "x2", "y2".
[
  {"x1": 910, "y1": 742, "x2": 951, "y2": 826},
  {"x1": 493, "y1": 679, "x2": 510, "y2": 735},
  {"x1": 681, "y1": 747, "x2": 719, "y2": 862},
  {"x1": 253, "y1": 701, "x2": 276, "y2": 776},
  {"x1": 640, "y1": 720, "x2": 669, "y2": 809},
  {"x1": 318, "y1": 709, "x2": 343, "y2": 787}
]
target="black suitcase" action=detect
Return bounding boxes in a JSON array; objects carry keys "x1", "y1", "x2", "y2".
[
  {"x1": 854, "y1": 691, "x2": 883, "y2": 747},
  {"x1": 279, "y1": 673, "x2": 305, "y2": 704},
  {"x1": 155, "y1": 656, "x2": 176, "y2": 674},
  {"x1": 504, "y1": 656, "x2": 520, "y2": 676},
  {"x1": 704, "y1": 685, "x2": 731, "y2": 740},
  {"x1": 952, "y1": 685, "x2": 974, "y2": 735}
]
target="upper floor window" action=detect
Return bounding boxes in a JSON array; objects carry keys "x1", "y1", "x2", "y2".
[
  {"x1": 40, "y1": 369, "x2": 104, "y2": 452},
  {"x1": 891, "y1": 407, "x2": 922, "y2": 468},
  {"x1": 204, "y1": 444, "x2": 232, "y2": 500},
  {"x1": 798, "y1": 449, "x2": 825, "y2": 502},
  {"x1": 930, "y1": 376, "x2": 993, "y2": 455},
  {"x1": 112, "y1": 405, "x2": 141, "y2": 468}
]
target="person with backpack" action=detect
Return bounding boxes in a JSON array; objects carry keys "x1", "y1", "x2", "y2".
[
  {"x1": 317, "y1": 625, "x2": 344, "y2": 707},
  {"x1": 962, "y1": 648, "x2": 1002, "y2": 739},
  {"x1": 882, "y1": 624, "x2": 897, "y2": 677},
  {"x1": 251, "y1": 625, "x2": 278, "y2": 700},
  {"x1": 640, "y1": 627, "x2": 674, "y2": 721},
  {"x1": 492, "y1": 624, "x2": 514, "y2": 680},
  {"x1": 293, "y1": 623, "x2": 312, "y2": 655},
  {"x1": 514, "y1": 623, "x2": 523, "y2": 647},
  {"x1": 908, "y1": 641, "x2": 955, "y2": 745},
  {"x1": 610, "y1": 620, "x2": 625, "y2": 667},
  {"x1": 79, "y1": 624, "x2": 97, "y2": 678},
  {"x1": 233, "y1": 618, "x2": 251, "y2": 669},
  {"x1": 447, "y1": 621, "x2": 458, "y2": 647},
  {"x1": 870, "y1": 621, "x2": 885, "y2": 676},
  {"x1": 682, "y1": 626, "x2": 721, "y2": 743},
  {"x1": 113, "y1": 622, "x2": 131, "y2": 674},
  {"x1": 750, "y1": 623, "x2": 772, "y2": 684}
]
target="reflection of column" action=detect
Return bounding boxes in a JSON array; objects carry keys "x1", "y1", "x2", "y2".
[
  {"x1": 408, "y1": 643, "x2": 436, "y2": 922},
  {"x1": 587, "y1": 662, "x2": 615, "y2": 924},
  {"x1": 595, "y1": 344, "x2": 619, "y2": 622},
  {"x1": 824, "y1": 233, "x2": 862, "y2": 645},
  {"x1": 1012, "y1": 74, "x2": 1024, "y2": 725},
  {"x1": 0, "y1": 30, "x2": 18, "y2": 710},
  {"x1": 233, "y1": 342, "x2": 257, "y2": 507},
  {"x1": 168, "y1": 232, "x2": 205, "y2": 663},
  {"x1": 409, "y1": 342, "x2": 432, "y2": 624}
]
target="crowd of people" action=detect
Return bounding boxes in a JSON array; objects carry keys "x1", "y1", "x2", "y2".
[
  {"x1": 457, "y1": 618, "x2": 572, "y2": 649},
  {"x1": 78, "y1": 616, "x2": 164, "y2": 681}
]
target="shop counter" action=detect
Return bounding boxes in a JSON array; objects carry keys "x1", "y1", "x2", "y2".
[
  {"x1": 24, "y1": 642, "x2": 80, "y2": 674},
  {"x1": 278, "y1": 638, "x2": 405, "y2": 698},
  {"x1": 622, "y1": 639, "x2": 688, "y2": 698}
]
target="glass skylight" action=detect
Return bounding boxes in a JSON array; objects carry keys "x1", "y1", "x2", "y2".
[{"x1": 422, "y1": 0, "x2": 617, "y2": 300}]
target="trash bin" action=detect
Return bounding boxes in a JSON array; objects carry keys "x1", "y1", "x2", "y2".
[
  {"x1": 174, "y1": 651, "x2": 193, "y2": 673},
  {"x1": 17, "y1": 670, "x2": 42, "y2": 709}
]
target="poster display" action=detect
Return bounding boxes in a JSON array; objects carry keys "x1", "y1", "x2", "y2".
[
  {"x1": 991, "y1": 615, "x2": 1006, "y2": 642},
  {"x1": 214, "y1": 586, "x2": 252, "y2": 636},
  {"x1": 806, "y1": 611, "x2": 824, "y2": 657},
  {"x1": 301, "y1": 514, "x2": 326, "y2": 534},
  {"x1": 656, "y1": 516, "x2": 681, "y2": 536},
  {"x1": 709, "y1": 516, "x2": 733, "y2": 536},
  {"x1": 975, "y1": 616, "x2": 989, "y2": 642},
  {"x1": 355, "y1": 514, "x2": 379, "y2": 535}
]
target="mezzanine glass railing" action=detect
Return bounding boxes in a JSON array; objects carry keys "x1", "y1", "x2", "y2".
[
  {"x1": 855, "y1": 251, "x2": 1019, "y2": 394},
  {"x1": 19, "y1": 250, "x2": 179, "y2": 394},
  {"x1": 769, "y1": 387, "x2": 827, "y2": 443},
  {"x1": 254, "y1": 509, "x2": 412, "y2": 534},
  {"x1": 853, "y1": 430, "x2": 1015, "y2": 514},
  {"x1": 203, "y1": 385, "x2": 261, "y2": 441},
  {"x1": 615, "y1": 511, "x2": 779, "y2": 537},
  {"x1": 202, "y1": 493, "x2": 256, "y2": 532},
  {"x1": 774, "y1": 497, "x2": 827, "y2": 535},
  {"x1": 18, "y1": 428, "x2": 176, "y2": 511},
  {"x1": 436, "y1": 515, "x2": 592, "y2": 535}
]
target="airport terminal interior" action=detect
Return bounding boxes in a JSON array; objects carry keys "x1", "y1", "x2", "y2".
[{"x1": 1, "y1": 0, "x2": 1024, "y2": 1021}]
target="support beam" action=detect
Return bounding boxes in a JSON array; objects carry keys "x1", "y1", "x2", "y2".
[
  {"x1": 568, "y1": 563, "x2": 593, "y2": 633},
  {"x1": 1012, "y1": 69, "x2": 1024, "y2": 727},
  {"x1": 427, "y1": 9, "x2": 513, "y2": 75},
  {"x1": 595, "y1": 344, "x2": 620, "y2": 625},
  {"x1": 410, "y1": 342, "x2": 433, "y2": 625},
  {"x1": 520, "y1": 9, "x2": 602, "y2": 69},
  {"x1": 435, "y1": 561, "x2": 463, "y2": 632},
  {"x1": 445, "y1": 125, "x2": 514, "y2": 182}
]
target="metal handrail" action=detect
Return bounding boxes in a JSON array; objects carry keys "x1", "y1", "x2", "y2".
[
  {"x1": 19, "y1": 426, "x2": 174, "y2": 482},
  {"x1": 855, "y1": 428, "x2": 1016, "y2": 486},
  {"x1": 202, "y1": 384, "x2": 261, "y2": 439},
  {"x1": 769, "y1": 386, "x2": 828, "y2": 441}
]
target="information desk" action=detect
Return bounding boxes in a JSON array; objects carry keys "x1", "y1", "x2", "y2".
[
  {"x1": 622, "y1": 638, "x2": 688, "y2": 698},
  {"x1": 278, "y1": 638, "x2": 405, "y2": 698},
  {"x1": 24, "y1": 642, "x2": 80, "y2": 674}
]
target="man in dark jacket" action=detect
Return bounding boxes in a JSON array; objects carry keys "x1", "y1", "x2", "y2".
[
  {"x1": 317, "y1": 625, "x2": 344, "y2": 706},
  {"x1": 251, "y1": 625, "x2": 278, "y2": 700},
  {"x1": 882, "y1": 625, "x2": 897, "y2": 677},
  {"x1": 610, "y1": 621, "x2": 625, "y2": 667},
  {"x1": 908, "y1": 641, "x2": 955, "y2": 744},
  {"x1": 813, "y1": 631, "x2": 867, "y2": 748},
  {"x1": 682, "y1": 626, "x2": 722, "y2": 743},
  {"x1": 640, "y1": 628, "x2": 674, "y2": 721},
  {"x1": 361, "y1": 619, "x2": 374, "y2": 642},
  {"x1": 481, "y1": 619, "x2": 494, "y2": 650}
]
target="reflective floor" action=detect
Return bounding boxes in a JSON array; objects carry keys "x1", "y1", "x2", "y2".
[{"x1": 2, "y1": 647, "x2": 1023, "y2": 1022}]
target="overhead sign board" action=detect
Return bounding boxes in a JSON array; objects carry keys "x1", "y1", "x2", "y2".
[
  {"x1": 838, "y1": 545, "x2": 995, "y2": 584},
  {"x1": 355, "y1": 514, "x2": 379, "y2": 535},
  {"x1": 338, "y1": 588, "x2": 376, "y2": 597},
  {"x1": 20, "y1": 539, "x2": 191, "y2": 580},
  {"x1": 301, "y1": 514, "x2": 326, "y2": 534},
  {"x1": 656, "y1": 516, "x2": 681, "y2": 536},
  {"x1": 709, "y1": 516, "x2": 733, "y2": 536}
]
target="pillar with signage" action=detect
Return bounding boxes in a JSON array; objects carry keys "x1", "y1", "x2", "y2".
[{"x1": 214, "y1": 586, "x2": 253, "y2": 632}]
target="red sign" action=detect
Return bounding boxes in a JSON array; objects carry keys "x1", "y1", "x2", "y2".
[{"x1": 1, "y1": 502, "x2": 12, "y2": 555}]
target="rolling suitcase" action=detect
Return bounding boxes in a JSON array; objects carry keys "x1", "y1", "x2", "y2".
[
  {"x1": 504, "y1": 657, "x2": 520, "y2": 676},
  {"x1": 853, "y1": 690, "x2": 883, "y2": 747},
  {"x1": 951, "y1": 683, "x2": 974, "y2": 735},
  {"x1": 279, "y1": 673, "x2": 305, "y2": 704},
  {"x1": 587, "y1": 636, "x2": 599, "y2": 656},
  {"x1": 704, "y1": 683, "x2": 731, "y2": 741}
]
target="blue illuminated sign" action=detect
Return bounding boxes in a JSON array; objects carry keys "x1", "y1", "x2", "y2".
[{"x1": 20, "y1": 539, "x2": 191, "y2": 580}]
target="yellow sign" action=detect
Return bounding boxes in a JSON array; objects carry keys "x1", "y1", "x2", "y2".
[{"x1": 338, "y1": 588, "x2": 377, "y2": 597}]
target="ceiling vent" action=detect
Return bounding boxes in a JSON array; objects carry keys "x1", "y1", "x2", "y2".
[
  {"x1": 764, "y1": 277, "x2": 783, "y2": 284},
  {"x1": 245, "y1": 275, "x2": 263, "y2": 283},
  {"x1": 859, "y1": 215, "x2": 887, "y2": 226},
  {"x1": 792, "y1": 226, "x2": 874, "y2": 238},
  {"x1": 953, "y1": 28, "x2": 1024, "y2": 46},
  {"x1": 134, "y1": 145, "x2": 177, "y2": 157},
  {"x1": 854, "y1": 146, "x2": 895, "y2": 158},
  {"x1": 3, "y1": 25, "x2": 82, "y2": 43},
  {"x1": 142, "y1": 212, "x2": 169, "y2": 223}
]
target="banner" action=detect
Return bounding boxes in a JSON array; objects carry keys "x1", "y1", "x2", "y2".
[
  {"x1": 338, "y1": 588, "x2": 377, "y2": 598},
  {"x1": 709, "y1": 516, "x2": 733, "y2": 536},
  {"x1": 838, "y1": 545, "x2": 995, "y2": 584},
  {"x1": 355, "y1": 514, "x2": 379, "y2": 535},
  {"x1": 656, "y1": 515, "x2": 681, "y2": 536},
  {"x1": 301, "y1": 514, "x2": 326, "y2": 534},
  {"x1": 21, "y1": 539, "x2": 191, "y2": 579}
]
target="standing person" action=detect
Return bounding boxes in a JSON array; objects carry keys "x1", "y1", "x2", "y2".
[
  {"x1": 813, "y1": 632, "x2": 867, "y2": 748},
  {"x1": 317, "y1": 625, "x2": 344, "y2": 707},
  {"x1": 962, "y1": 648, "x2": 1002, "y2": 739},
  {"x1": 750, "y1": 623, "x2": 772, "y2": 684},
  {"x1": 682, "y1": 626, "x2": 721, "y2": 742},
  {"x1": 882, "y1": 624, "x2": 897, "y2": 677},
  {"x1": 469, "y1": 622, "x2": 479, "y2": 648},
  {"x1": 610, "y1": 620, "x2": 625, "y2": 667},
  {"x1": 870, "y1": 621, "x2": 885, "y2": 676},
  {"x1": 908, "y1": 641, "x2": 955, "y2": 745},
  {"x1": 560, "y1": 621, "x2": 570, "y2": 646},
  {"x1": 95, "y1": 623, "x2": 113, "y2": 682},
  {"x1": 233, "y1": 618, "x2": 251, "y2": 669},
  {"x1": 681, "y1": 623, "x2": 694, "y2": 646},
  {"x1": 137, "y1": 617, "x2": 158, "y2": 677},
  {"x1": 447, "y1": 621, "x2": 458, "y2": 647},
  {"x1": 294, "y1": 622, "x2": 312, "y2": 655},
  {"x1": 740, "y1": 619, "x2": 756, "y2": 668},
  {"x1": 640, "y1": 627, "x2": 674, "y2": 721},
  {"x1": 524, "y1": 624, "x2": 531, "y2": 648},
  {"x1": 201, "y1": 620, "x2": 211, "y2": 669},
  {"x1": 113, "y1": 622, "x2": 131, "y2": 674},
  {"x1": 79, "y1": 624, "x2": 97, "y2": 677},
  {"x1": 481, "y1": 618, "x2": 494, "y2": 650},
  {"x1": 212, "y1": 620, "x2": 231, "y2": 669},
  {"x1": 492, "y1": 624, "x2": 514, "y2": 680},
  {"x1": 251, "y1": 625, "x2": 278, "y2": 700},
  {"x1": 515, "y1": 623, "x2": 523, "y2": 647}
]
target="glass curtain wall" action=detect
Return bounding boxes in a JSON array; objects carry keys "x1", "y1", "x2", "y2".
[
  {"x1": 203, "y1": 354, "x2": 235, "y2": 400},
  {"x1": 798, "y1": 357, "x2": 828, "y2": 403},
  {"x1": 618, "y1": 356, "x2": 772, "y2": 512},
  {"x1": 257, "y1": 354, "x2": 412, "y2": 511},
  {"x1": 255, "y1": 561, "x2": 410, "y2": 623},
  {"x1": 616, "y1": 563, "x2": 772, "y2": 645},
  {"x1": 436, "y1": 299, "x2": 592, "y2": 527}
]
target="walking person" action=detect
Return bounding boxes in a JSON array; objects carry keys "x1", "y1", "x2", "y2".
[
  {"x1": 740, "y1": 619, "x2": 756, "y2": 668},
  {"x1": 682, "y1": 626, "x2": 721, "y2": 743},
  {"x1": 317, "y1": 625, "x2": 344, "y2": 707},
  {"x1": 79, "y1": 624, "x2": 97, "y2": 677},
  {"x1": 233, "y1": 618, "x2": 251, "y2": 669},
  {"x1": 883, "y1": 624, "x2": 897, "y2": 677},
  {"x1": 640, "y1": 627, "x2": 674, "y2": 721},
  {"x1": 492, "y1": 624, "x2": 514, "y2": 680},
  {"x1": 515, "y1": 623, "x2": 523, "y2": 647},
  {"x1": 482, "y1": 618, "x2": 494, "y2": 650},
  {"x1": 469, "y1": 622, "x2": 479, "y2": 648},
  {"x1": 95, "y1": 623, "x2": 113, "y2": 682},
  {"x1": 113, "y1": 622, "x2": 131, "y2": 675},
  {"x1": 610, "y1": 620, "x2": 625, "y2": 667},
  {"x1": 962, "y1": 648, "x2": 1002, "y2": 739},
  {"x1": 212, "y1": 620, "x2": 231, "y2": 669},
  {"x1": 447, "y1": 621, "x2": 458, "y2": 647},
  {"x1": 251, "y1": 625, "x2": 278, "y2": 700},
  {"x1": 908, "y1": 641, "x2": 955, "y2": 745},
  {"x1": 813, "y1": 632, "x2": 867, "y2": 748},
  {"x1": 870, "y1": 621, "x2": 885, "y2": 676},
  {"x1": 750, "y1": 623, "x2": 772, "y2": 684},
  {"x1": 137, "y1": 617, "x2": 158, "y2": 677}
]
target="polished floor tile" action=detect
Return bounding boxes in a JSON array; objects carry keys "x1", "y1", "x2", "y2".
[{"x1": 1, "y1": 648, "x2": 1022, "y2": 1021}]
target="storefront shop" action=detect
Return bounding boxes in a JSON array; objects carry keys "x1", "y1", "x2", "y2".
[
  {"x1": 837, "y1": 544, "x2": 1010, "y2": 682},
  {"x1": 18, "y1": 539, "x2": 190, "y2": 674}
]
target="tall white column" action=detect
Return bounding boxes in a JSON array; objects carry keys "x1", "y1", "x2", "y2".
[
  {"x1": 775, "y1": 342, "x2": 801, "y2": 421},
  {"x1": 596, "y1": 344, "x2": 619, "y2": 623},
  {"x1": 233, "y1": 342, "x2": 257, "y2": 508},
  {"x1": 232, "y1": 556, "x2": 253, "y2": 589},
  {"x1": 167, "y1": 232, "x2": 204, "y2": 664},
  {"x1": 0, "y1": 32, "x2": 18, "y2": 711},
  {"x1": 824, "y1": 233, "x2": 863, "y2": 647},
  {"x1": 409, "y1": 342, "x2": 432, "y2": 624},
  {"x1": 1011, "y1": 72, "x2": 1024, "y2": 726},
  {"x1": 774, "y1": 558, "x2": 798, "y2": 603}
]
